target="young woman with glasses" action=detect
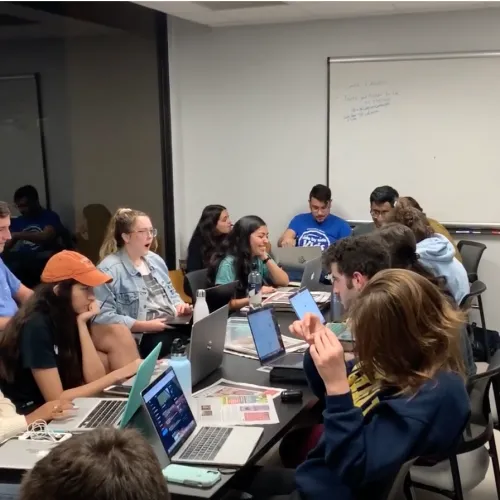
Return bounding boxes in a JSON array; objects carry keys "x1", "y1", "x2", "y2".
[{"x1": 94, "y1": 208, "x2": 192, "y2": 357}]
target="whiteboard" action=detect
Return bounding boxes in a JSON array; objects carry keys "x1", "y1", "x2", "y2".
[
  {"x1": 0, "y1": 75, "x2": 47, "y2": 210},
  {"x1": 328, "y1": 52, "x2": 500, "y2": 224}
]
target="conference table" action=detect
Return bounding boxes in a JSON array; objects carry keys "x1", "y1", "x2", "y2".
[
  {"x1": 0, "y1": 310, "x2": 322, "y2": 500},
  {"x1": 163, "y1": 310, "x2": 320, "y2": 499}
]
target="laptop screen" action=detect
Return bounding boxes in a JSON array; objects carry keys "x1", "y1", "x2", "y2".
[
  {"x1": 247, "y1": 308, "x2": 285, "y2": 362},
  {"x1": 289, "y1": 288, "x2": 326, "y2": 325},
  {"x1": 142, "y1": 368, "x2": 196, "y2": 457}
]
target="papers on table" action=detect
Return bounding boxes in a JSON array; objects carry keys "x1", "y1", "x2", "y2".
[{"x1": 192, "y1": 378, "x2": 283, "y2": 426}]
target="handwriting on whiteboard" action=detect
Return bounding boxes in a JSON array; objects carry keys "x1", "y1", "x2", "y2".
[{"x1": 341, "y1": 81, "x2": 399, "y2": 122}]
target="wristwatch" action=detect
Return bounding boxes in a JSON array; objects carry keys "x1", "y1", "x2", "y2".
[{"x1": 262, "y1": 256, "x2": 271, "y2": 264}]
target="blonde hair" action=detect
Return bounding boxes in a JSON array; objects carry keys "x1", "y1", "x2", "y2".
[
  {"x1": 99, "y1": 208, "x2": 158, "y2": 261},
  {"x1": 350, "y1": 268, "x2": 465, "y2": 394}
]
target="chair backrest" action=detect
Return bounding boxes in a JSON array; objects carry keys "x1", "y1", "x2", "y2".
[
  {"x1": 468, "y1": 349, "x2": 500, "y2": 423},
  {"x1": 385, "y1": 458, "x2": 417, "y2": 500},
  {"x1": 457, "y1": 240, "x2": 486, "y2": 281},
  {"x1": 459, "y1": 280, "x2": 487, "y2": 311},
  {"x1": 184, "y1": 269, "x2": 210, "y2": 303}
]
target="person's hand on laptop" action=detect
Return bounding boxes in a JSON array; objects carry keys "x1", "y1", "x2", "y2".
[
  {"x1": 27, "y1": 400, "x2": 76, "y2": 424},
  {"x1": 281, "y1": 238, "x2": 296, "y2": 248},
  {"x1": 262, "y1": 286, "x2": 275, "y2": 296},
  {"x1": 143, "y1": 318, "x2": 169, "y2": 332},
  {"x1": 176, "y1": 303, "x2": 193, "y2": 316},
  {"x1": 289, "y1": 312, "x2": 324, "y2": 345}
]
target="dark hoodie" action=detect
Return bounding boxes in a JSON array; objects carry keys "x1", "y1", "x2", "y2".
[{"x1": 295, "y1": 351, "x2": 470, "y2": 500}]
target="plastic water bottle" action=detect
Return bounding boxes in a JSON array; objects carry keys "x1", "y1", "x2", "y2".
[
  {"x1": 193, "y1": 289, "x2": 210, "y2": 324},
  {"x1": 169, "y1": 338, "x2": 192, "y2": 397},
  {"x1": 248, "y1": 262, "x2": 263, "y2": 308}
]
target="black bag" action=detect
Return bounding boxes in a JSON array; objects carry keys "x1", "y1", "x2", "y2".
[{"x1": 471, "y1": 323, "x2": 500, "y2": 362}]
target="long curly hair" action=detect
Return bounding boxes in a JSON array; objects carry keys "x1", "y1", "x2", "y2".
[
  {"x1": 386, "y1": 205, "x2": 434, "y2": 243},
  {"x1": 208, "y1": 215, "x2": 266, "y2": 295},
  {"x1": 188, "y1": 205, "x2": 228, "y2": 268},
  {"x1": 0, "y1": 280, "x2": 83, "y2": 388}
]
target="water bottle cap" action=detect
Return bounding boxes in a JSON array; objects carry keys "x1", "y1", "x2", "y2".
[
  {"x1": 196, "y1": 289, "x2": 206, "y2": 298},
  {"x1": 171, "y1": 338, "x2": 186, "y2": 356}
]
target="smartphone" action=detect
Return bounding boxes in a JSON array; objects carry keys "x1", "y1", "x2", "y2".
[
  {"x1": 162, "y1": 464, "x2": 221, "y2": 489},
  {"x1": 289, "y1": 288, "x2": 326, "y2": 324},
  {"x1": 103, "y1": 385, "x2": 131, "y2": 396}
]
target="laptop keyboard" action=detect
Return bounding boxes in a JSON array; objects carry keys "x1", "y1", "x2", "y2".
[
  {"x1": 78, "y1": 400, "x2": 126, "y2": 429},
  {"x1": 272, "y1": 353, "x2": 304, "y2": 367},
  {"x1": 179, "y1": 426, "x2": 233, "y2": 462}
]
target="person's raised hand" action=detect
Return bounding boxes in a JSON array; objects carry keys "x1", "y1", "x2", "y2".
[
  {"x1": 309, "y1": 328, "x2": 349, "y2": 395},
  {"x1": 288, "y1": 312, "x2": 324, "y2": 345}
]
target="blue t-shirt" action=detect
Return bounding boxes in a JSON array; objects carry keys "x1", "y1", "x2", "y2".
[
  {"x1": 289, "y1": 213, "x2": 352, "y2": 250},
  {"x1": 9, "y1": 209, "x2": 62, "y2": 253},
  {"x1": 0, "y1": 258, "x2": 21, "y2": 318},
  {"x1": 287, "y1": 213, "x2": 352, "y2": 281}
]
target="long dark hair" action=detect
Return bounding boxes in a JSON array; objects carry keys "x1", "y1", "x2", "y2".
[
  {"x1": 188, "y1": 205, "x2": 227, "y2": 268},
  {"x1": 0, "y1": 280, "x2": 84, "y2": 388},
  {"x1": 209, "y1": 215, "x2": 266, "y2": 294},
  {"x1": 374, "y1": 223, "x2": 448, "y2": 291}
]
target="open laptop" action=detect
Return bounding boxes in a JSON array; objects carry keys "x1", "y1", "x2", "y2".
[
  {"x1": 141, "y1": 367, "x2": 263, "y2": 467},
  {"x1": 48, "y1": 342, "x2": 162, "y2": 432},
  {"x1": 289, "y1": 287, "x2": 326, "y2": 324},
  {"x1": 278, "y1": 256, "x2": 322, "y2": 291},
  {"x1": 274, "y1": 247, "x2": 322, "y2": 269},
  {"x1": 247, "y1": 307, "x2": 304, "y2": 369},
  {"x1": 188, "y1": 304, "x2": 229, "y2": 386},
  {"x1": 206, "y1": 281, "x2": 238, "y2": 313}
]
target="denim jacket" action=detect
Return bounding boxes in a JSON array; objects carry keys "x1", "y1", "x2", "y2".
[{"x1": 94, "y1": 249, "x2": 182, "y2": 329}]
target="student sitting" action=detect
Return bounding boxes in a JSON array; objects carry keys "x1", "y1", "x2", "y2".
[
  {"x1": 245, "y1": 269, "x2": 469, "y2": 500},
  {"x1": 398, "y1": 196, "x2": 462, "y2": 262},
  {"x1": 95, "y1": 208, "x2": 192, "y2": 358},
  {"x1": 20, "y1": 427, "x2": 170, "y2": 500},
  {"x1": 370, "y1": 185, "x2": 400, "y2": 230},
  {"x1": 0, "y1": 390, "x2": 74, "y2": 442},
  {"x1": 0, "y1": 201, "x2": 32, "y2": 331},
  {"x1": 373, "y1": 223, "x2": 475, "y2": 377},
  {"x1": 387, "y1": 205, "x2": 469, "y2": 304},
  {"x1": 0, "y1": 251, "x2": 141, "y2": 414},
  {"x1": 210, "y1": 215, "x2": 289, "y2": 310},
  {"x1": 186, "y1": 204, "x2": 232, "y2": 273},
  {"x1": 278, "y1": 184, "x2": 351, "y2": 280},
  {"x1": 3, "y1": 185, "x2": 66, "y2": 288}
]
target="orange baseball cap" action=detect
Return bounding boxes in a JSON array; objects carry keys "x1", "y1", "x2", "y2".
[{"x1": 41, "y1": 251, "x2": 112, "y2": 287}]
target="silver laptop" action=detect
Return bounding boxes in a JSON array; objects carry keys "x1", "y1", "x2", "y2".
[
  {"x1": 247, "y1": 306, "x2": 304, "y2": 369},
  {"x1": 278, "y1": 256, "x2": 322, "y2": 291},
  {"x1": 141, "y1": 367, "x2": 263, "y2": 467},
  {"x1": 48, "y1": 342, "x2": 162, "y2": 432},
  {"x1": 274, "y1": 246, "x2": 322, "y2": 269},
  {"x1": 188, "y1": 305, "x2": 229, "y2": 387},
  {"x1": 0, "y1": 439, "x2": 56, "y2": 470}
]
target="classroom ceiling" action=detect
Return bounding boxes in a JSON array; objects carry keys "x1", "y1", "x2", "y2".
[
  {"x1": 0, "y1": 2, "x2": 123, "y2": 40},
  {"x1": 135, "y1": 1, "x2": 500, "y2": 27}
]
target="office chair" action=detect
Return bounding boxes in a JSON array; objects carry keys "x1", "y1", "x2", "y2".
[
  {"x1": 460, "y1": 280, "x2": 489, "y2": 361},
  {"x1": 410, "y1": 350, "x2": 500, "y2": 500},
  {"x1": 184, "y1": 269, "x2": 210, "y2": 304}
]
